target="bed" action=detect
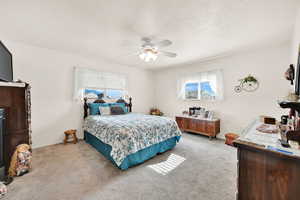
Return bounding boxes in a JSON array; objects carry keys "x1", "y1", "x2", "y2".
[{"x1": 83, "y1": 98, "x2": 182, "y2": 170}]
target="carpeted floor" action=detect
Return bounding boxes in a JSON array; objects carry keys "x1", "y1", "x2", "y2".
[{"x1": 4, "y1": 133, "x2": 237, "y2": 200}]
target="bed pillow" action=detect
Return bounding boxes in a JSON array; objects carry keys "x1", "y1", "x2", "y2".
[
  {"x1": 110, "y1": 105, "x2": 125, "y2": 115},
  {"x1": 88, "y1": 103, "x2": 110, "y2": 115},
  {"x1": 109, "y1": 103, "x2": 128, "y2": 113},
  {"x1": 99, "y1": 106, "x2": 111, "y2": 115}
]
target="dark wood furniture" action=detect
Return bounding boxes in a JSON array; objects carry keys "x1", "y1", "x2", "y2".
[
  {"x1": 0, "y1": 82, "x2": 31, "y2": 175},
  {"x1": 175, "y1": 115, "x2": 220, "y2": 139},
  {"x1": 234, "y1": 140, "x2": 300, "y2": 200},
  {"x1": 234, "y1": 119, "x2": 300, "y2": 200}
]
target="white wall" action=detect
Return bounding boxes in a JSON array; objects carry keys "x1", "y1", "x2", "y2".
[
  {"x1": 153, "y1": 43, "x2": 291, "y2": 138},
  {"x1": 2, "y1": 21, "x2": 295, "y2": 147},
  {"x1": 4, "y1": 40, "x2": 154, "y2": 148},
  {"x1": 291, "y1": 7, "x2": 300, "y2": 65}
]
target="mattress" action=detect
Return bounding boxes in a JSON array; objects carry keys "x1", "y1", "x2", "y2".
[{"x1": 83, "y1": 113, "x2": 182, "y2": 167}]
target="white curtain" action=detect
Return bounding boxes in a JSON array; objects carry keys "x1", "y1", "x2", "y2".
[
  {"x1": 177, "y1": 69, "x2": 224, "y2": 100},
  {"x1": 73, "y1": 67, "x2": 127, "y2": 100}
]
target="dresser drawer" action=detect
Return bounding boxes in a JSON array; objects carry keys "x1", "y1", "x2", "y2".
[{"x1": 176, "y1": 117, "x2": 186, "y2": 130}]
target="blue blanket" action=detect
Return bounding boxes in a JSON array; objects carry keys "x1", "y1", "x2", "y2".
[{"x1": 85, "y1": 131, "x2": 180, "y2": 170}]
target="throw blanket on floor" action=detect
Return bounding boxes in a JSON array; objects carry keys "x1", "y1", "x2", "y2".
[{"x1": 83, "y1": 113, "x2": 182, "y2": 166}]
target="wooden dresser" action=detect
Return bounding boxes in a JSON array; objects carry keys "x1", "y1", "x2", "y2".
[
  {"x1": 0, "y1": 82, "x2": 31, "y2": 174},
  {"x1": 175, "y1": 115, "x2": 220, "y2": 139},
  {"x1": 234, "y1": 120, "x2": 300, "y2": 200}
]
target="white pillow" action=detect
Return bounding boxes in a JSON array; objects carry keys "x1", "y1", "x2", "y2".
[{"x1": 99, "y1": 106, "x2": 111, "y2": 115}]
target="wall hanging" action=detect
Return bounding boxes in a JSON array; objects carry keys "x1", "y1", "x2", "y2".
[
  {"x1": 234, "y1": 74, "x2": 259, "y2": 93},
  {"x1": 285, "y1": 64, "x2": 295, "y2": 85}
]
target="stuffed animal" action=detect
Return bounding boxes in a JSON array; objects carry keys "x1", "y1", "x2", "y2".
[
  {"x1": 8, "y1": 144, "x2": 32, "y2": 177},
  {"x1": 0, "y1": 182, "x2": 7, "y2": 198}
]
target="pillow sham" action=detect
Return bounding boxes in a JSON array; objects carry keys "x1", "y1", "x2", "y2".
[
  {"x1": 88, "y1": 103, "x2": 110, "y2": 115},
  {"x1": 110, "y1": 105, "x2": 125, "y2": 115},
  {"x1": 99, "y1": 106, "x2": 111, "y2": 115},
  {"x1": 109, "y1": 103, "x2": 128, "y2": 113}
]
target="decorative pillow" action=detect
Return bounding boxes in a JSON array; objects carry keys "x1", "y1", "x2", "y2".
[
  {"x1": 110, "y1": 105, "x2": 125, "y2": 115},
  {"x1": 109, "y1": 103, "x2": 128, "y2": 113},
  {"x1": 99, "y1": 106, "x2": 111, "y2": 115},
  {"x1": 88, "y1": 103, "x2": 110, "y2": 115}
]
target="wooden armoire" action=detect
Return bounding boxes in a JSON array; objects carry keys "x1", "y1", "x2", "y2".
[{"x1": 0, "y1": 82, "x2": 31, "y2": 174}]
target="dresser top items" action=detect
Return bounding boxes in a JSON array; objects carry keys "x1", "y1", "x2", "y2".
[
  {"x1": 235, "y1": 119, "x2": 300, "y2": 159},
  {"x1": 178, "y1": 106, "x2": 219, "y2": 121}
]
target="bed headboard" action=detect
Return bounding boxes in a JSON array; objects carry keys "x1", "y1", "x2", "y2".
[{"x1": 83, "y1": 97, "x2": 132, "y2": 118}]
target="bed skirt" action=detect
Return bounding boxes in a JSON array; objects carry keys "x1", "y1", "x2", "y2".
[{"x1": 84, "y1": 131, "x2": 181, "y2": 170}]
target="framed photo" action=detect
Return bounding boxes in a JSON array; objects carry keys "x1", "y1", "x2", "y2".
[{"x1": 207, "y1": 111, "x2": 214, "y2": 120}]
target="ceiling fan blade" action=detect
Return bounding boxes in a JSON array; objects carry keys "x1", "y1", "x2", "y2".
[
  {"x1": 160, "y1": 51, "x2": 177, "y2": 57},
  {"x1": 141, "y1": 37, "x2": 152, "y2": 43},
  {"x1": 118, "y1": 51, "x2": 140, "y2": 58},
  {"x1": 155, "y1": 40, "x2": 172, "y2": 47}
]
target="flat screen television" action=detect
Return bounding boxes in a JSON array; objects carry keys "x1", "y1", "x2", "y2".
[{"x1": 0, "y1": 41, "x2": 13, "y2": 82}]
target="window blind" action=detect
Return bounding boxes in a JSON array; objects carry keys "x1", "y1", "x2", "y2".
[{"x1": 73, "y1": 67, "x2": 127, "y2": 100}]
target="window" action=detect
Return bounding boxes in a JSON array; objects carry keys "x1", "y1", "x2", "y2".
[
  {"x1": 84, "y1": 88, "x2": 124, "y2": 100},
  {"x1": 185, "y1": 82, "x2": 199, "y2": 99},
  {"x1": 73, "y1": 67, "x2": 127, "y2": 100},
  {"x1": 84, "y1": 89, "x2": 104, "y2": 99},
  {"x1": 178, "y1": 70, "x2": 223, "y2": 101},
  {"x1": 200, "y1": 81, "x2": 216, "y2": 100}
]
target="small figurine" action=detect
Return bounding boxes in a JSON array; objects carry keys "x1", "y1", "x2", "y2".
[
  {"x1": 285, "y1": 64, "x2": 295, "y2": 85},
  {"x1": 150, "y1": 108, "x2": 164, "y2": 116}
]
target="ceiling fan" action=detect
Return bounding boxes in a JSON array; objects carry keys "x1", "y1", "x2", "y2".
[{"x1": 138, "y1": 37, "x2": 177, "y2": 62}]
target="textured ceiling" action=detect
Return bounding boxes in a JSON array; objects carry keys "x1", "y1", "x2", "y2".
[{"x1": 0, "y1": 0, "x2": 299, "y2": 69}]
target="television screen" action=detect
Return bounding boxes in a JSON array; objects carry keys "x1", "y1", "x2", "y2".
[{"x1": 0, "y1": 41, "x2": 13, "y2": 82}]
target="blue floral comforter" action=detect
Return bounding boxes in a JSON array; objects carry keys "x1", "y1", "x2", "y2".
[{"x1": 83, "y1": 113, "x2": 182, "y2": 166}]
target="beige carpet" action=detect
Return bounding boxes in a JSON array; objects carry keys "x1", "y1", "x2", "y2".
[{"x1": 4, "y1": 133, "x2": 237, "y2": 200}]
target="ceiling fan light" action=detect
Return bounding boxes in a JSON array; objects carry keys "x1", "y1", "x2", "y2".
[
  {"x1": 139, "y1": 53, "x2": 145, "y2": 60},
  {"x1": 145, "y1": 56, "x2": 150, "y2": 62},
  {"x1": 152, "y1": 55, "x2": 158, "y2": 61},
  {"x1": 139, "y1": 47, "x2": 158, "y2": 62},
  {"x1": 149, "y1": 53, "x2": 156, "y2": 61},
  {"x1": 138, "y1": 37, "x2": 176, "y2": 62}
]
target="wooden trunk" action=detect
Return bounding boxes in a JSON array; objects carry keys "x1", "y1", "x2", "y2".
[
  {"x1": 0, "y1": 83, "x2": 31, "y2": 174},
  {"x1": 176, "y1": 116, "x2": 220, "y2": 139}
]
